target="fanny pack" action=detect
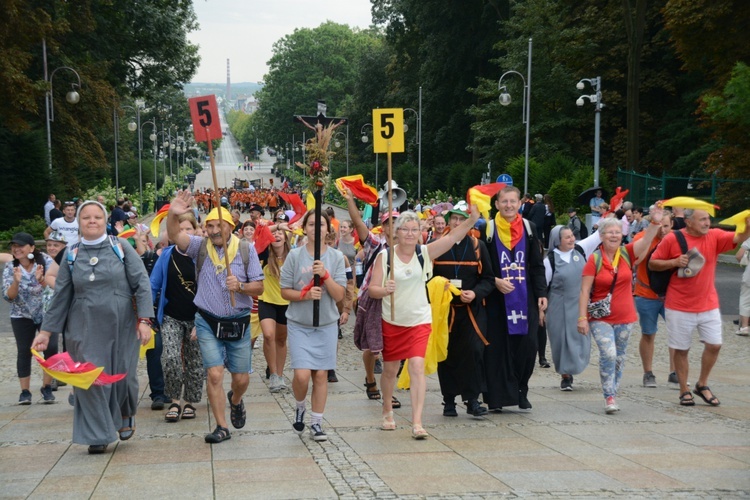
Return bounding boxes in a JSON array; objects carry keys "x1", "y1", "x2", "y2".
[{"x1": 198, "y1": 309, "x2": 249, "y2": 341}]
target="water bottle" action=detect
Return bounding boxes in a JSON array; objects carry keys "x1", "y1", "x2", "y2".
[{"x1": 355, "y1": 257, "x2": 363, "y2": 277}]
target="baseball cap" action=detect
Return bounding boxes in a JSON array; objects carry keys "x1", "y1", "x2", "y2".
[
  {"x1": 444, "y1": 200, "x2": 469, "y2": 222},
  {"x1": 567, "y1": 207, "x2": 576, "y2": 214},
  {"x1": 380, "y1": 210, "x2": 399, "y2": 224},
  {"x1": 45, "y1": 231, "x2": 67, "y2": 243},
  {"x1": 126, "y1": 211, "x2": 137, "y2": 219},
  {"x1": 10, "y1": 232, "x2": 35, "y2": 246}
]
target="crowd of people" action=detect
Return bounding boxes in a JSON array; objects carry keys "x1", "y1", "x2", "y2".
[{"x1": 2, "y1": 185, "x2": 748, "y2": 454}]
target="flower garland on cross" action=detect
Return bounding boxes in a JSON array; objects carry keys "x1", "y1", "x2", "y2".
[{"x1": 294, "y1": 118, "x2": 346, "y2": 193}]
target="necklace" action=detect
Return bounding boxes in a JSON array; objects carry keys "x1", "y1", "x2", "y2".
[{"x1": 81, "y1": 245, "x2": 104, "y2": 282}]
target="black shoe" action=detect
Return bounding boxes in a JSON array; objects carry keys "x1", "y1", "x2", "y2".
[
  {"x1": 327, "y1": 369, "x2": 338, "y2": 383},
  {"x1": 467, "y1": 399, "x2": 488, "y2": 416},
  {"x1": 293, "y1": 407, "x2": 306, "y2": 435},
  {"x1": 227, "y1": 390, "x2": 246, "y2": 429},
  {"x1": 40, "y1": 384, "x2": 55, "y2": 403},
  {"x1": 266, "y1": 366, "x2": 270, "y2": 379},
  {"x1": 338, "y1": 328, "x2": 343, "y2": 340},
  {"x1": 560, "y1": 376, "x2": 573, "y2": 391},
  {"x1": 88, "y1": 444, "x2": 108, "y2": 454},
  {"x1": 151, "y1": 398, "x2": 166, "y2": 411},
  {"x1": 539, "y1": 358, "x2": 550, "y2": 368},
  {"x1": 443, "y1": 399, "x2": 458, "y2": 417},
  {"x1": 373, "y1": 358, "x2": 383, "y2": 374},
  {"x1": 18, "y1": 390, "x2": 32, "y2": 405},
  {"x1": 519, "y1": 394, "x2": 532, "y2": 410},
  {"x1": 204, "y1": 425, "x2": 231, "y2": 443}
]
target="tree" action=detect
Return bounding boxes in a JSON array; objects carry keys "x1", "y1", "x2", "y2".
[{"x1": 621, "y1": 0, "x2": 647, "y2": 171}]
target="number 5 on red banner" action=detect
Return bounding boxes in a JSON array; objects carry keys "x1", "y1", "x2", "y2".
[{"x1": 189, "y1": 95, "x2": 222, "y2": 143}]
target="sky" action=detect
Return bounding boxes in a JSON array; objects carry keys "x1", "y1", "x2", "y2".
[{"x1": 188, "y1": 0, "x2": 374, "y2": 83}]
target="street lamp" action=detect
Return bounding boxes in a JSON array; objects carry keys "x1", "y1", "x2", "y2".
[
  {"x1": 576, "y1": 76, "x2": 603, "y2": 188},
  {"x1": 295, "y1": 140, "x2": 305, "y2": 164},
  {"x1": 404, "y1": 88, "x2": 422, "y2": 198},
  {"x1": 285, "y1": 142, "x2": 293, "y2": 169},
  {"x1": 43, "y1": 38, "x2": 82, "y2": 174},
  {"x1": 121, "y1": 104, "x2": 144, "y2": 208},
  {"x1": 498, "y1": 37, "x2": 532, "y2": 196},
  {"x1": 140, "y1": 120, "x2": 157, "y2": 210},
  {"x1": 361, "y1": 123, "x2": 379, "y2": 186},
  {"x1": 333, "y1": 130, "x2": 349, "y2": 176}
]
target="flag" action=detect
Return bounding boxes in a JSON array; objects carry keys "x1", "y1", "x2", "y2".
[
  {"x1": 305, "y1": 190, "x2": 315, "y2": 211},
  {"x1": 335, "y1": 175, "x2": 379, "y2": 206},
  {"x1": 278, "y1": 192, "x2": 307, "y2": 223},
  {"x1": 467, "y1": 183, "x2": 506, "y2": 220},
  {"x1": 31, "y1": 349, "x2": 126, "y2": 389},
  {"x1": 253, "y1": 222, "x2": 276, "y2": 254},
  {"x1": 660, "y1": 196, "x2": 719, "y2": 216},
  {"x1": 606, "y1": 187, "x2": 630, "y2": 215},
  {"x1": 150, "y1": 204, "x2": 171, "y2": 238},
  {"x1": 117, "y1": 228, "x2": 136, "y2": 239},
  {"x1": 719, "y1": 209, "x2": 750, "y2": 233}
]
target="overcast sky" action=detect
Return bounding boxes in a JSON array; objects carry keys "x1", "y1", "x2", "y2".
[{"x1": 189, "y1": 0, "x2": 374, "y2": 83}]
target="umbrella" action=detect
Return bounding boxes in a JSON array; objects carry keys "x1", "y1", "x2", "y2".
[
  {"x1": 719, "y1": 209, "x2": 750, "y2": 233},
  {"x1": 577, "y1": 186, "x2": 609, "y2": 205}
]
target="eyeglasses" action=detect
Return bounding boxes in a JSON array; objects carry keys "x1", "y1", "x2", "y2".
[
  {"x1": 602, "y1": 231, "x2": 621, "y2": 236},
  {"x1": 63, "y1": 201, "x2": 75, "y2": 206},
  {"x1": 398, "y1": 227, "x2": 420, "y2": 234}
]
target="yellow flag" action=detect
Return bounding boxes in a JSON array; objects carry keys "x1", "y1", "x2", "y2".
[
  {"x1": 719, "y1": 209, "x2": 750, "y2": 233},
  {"x1": 661, "y1": 197, "x2": 719, "y2": 217},
  {"x1": 305, "y1": 190, "x2": 316, "y2": 210},
  {"x1": 139, "y1": 329, "x2": 156, "y2": 359}
]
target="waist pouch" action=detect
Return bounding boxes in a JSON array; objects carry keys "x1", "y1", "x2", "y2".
[{"x1": 199, "y1": 309, "x2": 249, "y2": 341}]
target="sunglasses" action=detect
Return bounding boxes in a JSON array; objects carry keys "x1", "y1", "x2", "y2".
[{"x1": 64, "y1": 201, "x2": 76, "y2": 206}]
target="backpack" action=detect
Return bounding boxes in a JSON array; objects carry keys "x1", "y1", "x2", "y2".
[
  {"x1": 646, "y1": 230, "x2": 688, "y2": 297},
  {"x1": 578, "y1": 218, "x2": 589, "y2": 239},
  {"x1": 195, "y1": 238, "x2": 251, "y2": 287},
  {"x1": 67, "y1": 235, "x2": 125, "y2": 271}
]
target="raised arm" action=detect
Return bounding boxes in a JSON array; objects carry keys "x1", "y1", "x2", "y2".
[
  {"x1": 340, "y1": 187, "x2": 370, "y2": 244},
  {"x1": 632, "y1": 207, "x2": 663, "y2": 264},
  {"x1": 167, "y1": 190, "x2": 194, "y2": 253}
]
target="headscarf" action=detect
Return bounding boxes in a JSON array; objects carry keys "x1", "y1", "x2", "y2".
[
  {"x1": 76, "y1": 200, "x2": 109, "y2": 242},
  {"x1": 548, "y1": 225, "x2": 565, "y2": 251}
]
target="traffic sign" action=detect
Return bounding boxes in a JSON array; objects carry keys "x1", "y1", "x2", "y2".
[
  {"x1": 372, "y1": 109, "x2": 404, "y2": 153},
  {"x1": 188, "y1": 95, "x2": 222, "y2": 143},
  {"x1": 496, "y1": 173, "x2": 513, "y2": 185}
]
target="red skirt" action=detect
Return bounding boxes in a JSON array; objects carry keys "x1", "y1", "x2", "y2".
[{"x1": 381, "y1": 321, "x2": 432, "y2": 362}]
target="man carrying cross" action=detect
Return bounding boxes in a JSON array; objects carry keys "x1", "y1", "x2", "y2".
[{"x1": 482, "y1": 186, "x2": 547, "y2": 410}]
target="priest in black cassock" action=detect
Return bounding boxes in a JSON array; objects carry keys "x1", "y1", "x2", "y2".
[
  {"x1": 432, "y1": 203, "x2": 495, "y2": 417},
  {"x1": 483, "y1": 186, "x2": 547, "y2": 410}
]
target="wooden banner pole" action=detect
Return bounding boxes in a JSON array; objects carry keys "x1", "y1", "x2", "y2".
[{"x1": 206, "y1": 129, "x2": 235, "y2": 307}]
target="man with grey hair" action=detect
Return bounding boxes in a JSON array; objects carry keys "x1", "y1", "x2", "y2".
[{"x1": 649, "y1": 208, "x2": 750, "y2": 407}]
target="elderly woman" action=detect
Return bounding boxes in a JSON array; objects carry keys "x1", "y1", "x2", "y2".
[
  {"x1": 577, "y1": 209, "x2": 663, "y2": 413},
  {"x1": 3, "y1": 233, "x2": 57, "y2": 404},
  {"x1": 543, "y1": 225, "x2": 601, "y2": 391},
  {"x1": 32, "y1": 201, "x2": 152, "y2": 454},
  {"x1": 369, "y1": 208, "x2": 478, "y2": 439}
]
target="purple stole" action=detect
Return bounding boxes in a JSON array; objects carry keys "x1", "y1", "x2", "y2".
[{"x1": 494, "y1": 224, "x2": 529, "y2": 335}]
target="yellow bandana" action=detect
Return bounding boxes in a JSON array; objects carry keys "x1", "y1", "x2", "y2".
[{"x1": 208, "y1": 234, "x2": 239, "y2": 274}]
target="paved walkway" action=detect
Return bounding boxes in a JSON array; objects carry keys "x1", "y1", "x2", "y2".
[{"x1": 1, "y1": 311, "x2": 748, "y2": 498}]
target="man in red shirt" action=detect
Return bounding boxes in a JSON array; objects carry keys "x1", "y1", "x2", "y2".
[{"x1": 649, "y1": 209, "x2": 750, "y2": 406}]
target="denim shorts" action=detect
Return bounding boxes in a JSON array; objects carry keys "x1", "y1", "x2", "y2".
[
  {"x1": 194, "y1": 311, "x2": 251, "y2": 373},
  {"x1": 634, "y1": 296, "x2": 665, "y2": 335}
]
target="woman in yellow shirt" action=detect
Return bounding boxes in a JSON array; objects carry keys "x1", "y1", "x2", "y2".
[{"x1": 259, "y1": 228, "x2": 291, "y2": 393}]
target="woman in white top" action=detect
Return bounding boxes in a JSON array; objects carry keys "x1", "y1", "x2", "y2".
[{"x1": 369, "y1": 207, "x2": 478, "y2": 439}]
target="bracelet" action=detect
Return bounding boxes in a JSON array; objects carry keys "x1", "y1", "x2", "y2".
[
  {"x1": 650, "y1": 220, "x2": 660, "y2": 225},
  {"x1": 138, "y1": 318, "x2": 152, "y2": 326},
  {"x1": 577, "y1": 316, "x2": 587, "y2": 321}
]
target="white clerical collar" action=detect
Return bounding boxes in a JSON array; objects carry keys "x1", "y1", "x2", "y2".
[{"x1": 80, "y1": 234, "x2": 107, "y2": 245}]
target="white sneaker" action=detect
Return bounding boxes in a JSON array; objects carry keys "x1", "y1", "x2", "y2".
[
  {"x1": 276, "y1": 375, "x2": 287, "y2": 392},
  {"x1": 269, "y1": 374, "x2": 281, "y2": 393},
  {"x1": 605, "y1": 396, "x2": 619, "y2": 414},
  {"x1": 737, "y1": 327, "x2": 749, "y2": 337}
]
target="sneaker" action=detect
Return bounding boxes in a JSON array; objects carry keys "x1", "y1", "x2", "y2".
[
  {"x1": 19, "y1": 390, "x2": 32, "y2": 405},
  {"x1": 643, "y1": 371, "x2": 657, "y2": 388},
  {"x1": 68, "y1": 391, "x2": 75, "y2": 406},
  {"x1": 269, "y1": 374, "x2": 281, "y2": 393},
  {"x1": 327, "y1": 369, "x2": 338, "y2": 383},
  {"x1": 605, "y1": 396, "x2": 619, "y2": 414},
  {"x1": 309, "y1": 423, "x2": 327, "y2": 442},
  {"x1": 737, "y1": 326, "x2": 749, "y2": 336},
  {"x1": 374, "y1": 358, "x2": 383, "y2": 374},
  {"x1": 443, "y1": 400, "x2": 458, "y2": 417},
  {"x1": 276, "y1": 375, "x2": 287, "y2": 392},
  {"x1": 293, "y1": 407, "x2": 306, "y2": 435},
  {"x1": 40, "y1": 385, "x2": 55, "y2": 403},
  {"x1": 560, "y1": 376, "x2": 573, "y2": 391},
  {"x1": 151, "y1": 397, "x2": 166, "y2": 411},
  {"x1": 466, "y1": 399, "x2": 488, "y2": 417},
  {"x1": 50, "y1": 379, "x2": 59, "y2": 392},
  {"x1": 668, "y1": 372, "x2": 689, "y2": 390}
]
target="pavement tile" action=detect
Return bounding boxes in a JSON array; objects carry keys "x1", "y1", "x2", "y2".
[
  {"x1": 623, "y1": 450, "x2": 749, "y2": 470},
  {"x1": 213, "y1": 457, "x2": 325, "y2": 483},
  {"x1": 29, "y1": 474, "x2": 102, "y2": 498},
  {"x1": 209, "y1": 432, "x2": 311, "y2": 461},
  {"x1": 108, "y1": 436, "x2": 211, "y2": 465},
  {"x1": 490, "y1": 470, "x2": 628, "y2": 492},
  {"x1": 92, "y1": 462, "x2": 214, "y2": 498},
  {"x1": 597, "y1": 466, "x2": 687, "y2": 489},
  {"x1": 214, "y1": 478, "x2": 336, "y2": 499},
  {"x1": 340, "y1": 428, "x2": 451, "y2": 455},
  {"x1": 660, "y1": 468, "x2": 750, "y2": 490},
  {"x1": 469, "y1": 452, "x2": 586, "y2": 472},
  {"x1": 703, "y1": 445, "x2": 750, "y2": 464}
]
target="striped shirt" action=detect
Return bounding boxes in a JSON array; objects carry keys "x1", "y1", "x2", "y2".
[{"x1": 186, "y1": 235, "x2": 264, "y2": 318}]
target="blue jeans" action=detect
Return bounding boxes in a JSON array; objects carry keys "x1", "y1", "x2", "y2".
[
  {"x1": 590, "y1": 322, "x2": 632, "y2": 398},
  {"x1": 146, "y1": 331, "x2": 166, "y2": 401},
  {"x1": 194, "y1": 312, "x2": 252, "y2": 373}
]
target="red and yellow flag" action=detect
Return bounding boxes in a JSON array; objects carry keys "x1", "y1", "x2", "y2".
[
  {"x1": 32, "y1": 349, "x2": 126, "y2": 389},
  {"x1": 467, "y1": 182, "x2": 506, "y2": 220},
  {"x1": 278, "y1": 192, "x2": 307, "y2": 224},
  {"x1": 150, "y1": 203, "x2": 171, "y2": 237},
  {"x1": 117, "y1": 228, "x2": 136, "y2": 239},
  {"x1": 335, "y1": 175, "x2": 379, "y2": 206}
]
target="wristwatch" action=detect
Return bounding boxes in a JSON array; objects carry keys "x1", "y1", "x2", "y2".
[{"x1": 239, "y1": 282, "x2": 245, "y2": 292}]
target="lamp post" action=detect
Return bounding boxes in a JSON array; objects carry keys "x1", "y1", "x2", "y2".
[
  {"x1": 43, "y1": 38, "x2": 82, "y2": 175},
  {"x1": 404, "y1": 86, "x2": 422, "y2": 198},
  {"x1": 576, "y1": 76, "x2": 603, "y2": 188},
  {"x1": 361, "y1": 123, "x2": 379, "y2": 186},
  {"x1": 285, "y1": 142, "x2": 293, "y2": 169},
  {"x1": 295, "y1": 140, "x2": 305, "y2": 165},
  {"x1": 121, "y1": 104, "x2": 143, "y2": 209},
  {"x1": 498, "y1": 37, "x2": 532, "y2": 196},
  {"x1": 333, "y1": 131, "x2": 349, "y2": 176},
  {"x1": 141, "y1": 120, "x2": 157, "y2": 210}
]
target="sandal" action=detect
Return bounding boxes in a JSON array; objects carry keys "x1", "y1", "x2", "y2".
[
  {"x1": 411, "y1": 424, "x2": 429, "y2": 440},
  {"x1": 227, "y1": 390, "x2": 246, "y2": 429},
  {"x1": 204, "y1": 425, "x2": 231, "y2": 444},
  {"x1": 391, "y1": 396, "x2": 401, "y2": 409},
  {"x1": 118, "y1": 416, "x2": 135, "y2": 441},
  {"x1": 381, "y1": 411, "x2": 396, "y2": 431},
  {"x1": 693, "y1": 384, "x2": 720, "y2": 406},
  {"x1": 365, "y1": 379, "x2": 381, "y2": 400},
  {"x1": 165, "y1": 403, "x2": 181, "y2": 422},
  {"x1": 181, "y1": 404, "x2": 196, "y2": 420},
  {"x1": 679, "y1": 391, "x2": 695, "y2": 406}
]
